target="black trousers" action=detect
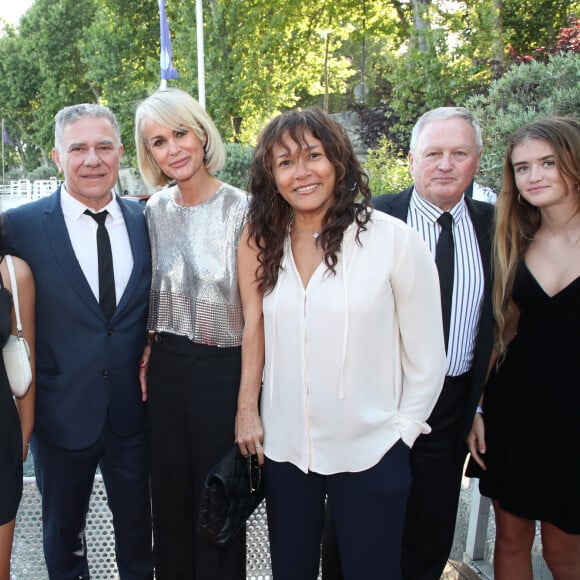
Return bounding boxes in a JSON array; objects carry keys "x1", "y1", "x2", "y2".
[
  {"x1": 148, "y1": 333, "x2": 246, "y2": 580},
  {"x1": 269, "y1": 441, "x2": 410, "y2": 580},
  {"x1": 32, "y1": 420, "x2": 153, "y2": 580},
  {"x1": 322, "y1": 373, "x2": 471, "y2": 580}
]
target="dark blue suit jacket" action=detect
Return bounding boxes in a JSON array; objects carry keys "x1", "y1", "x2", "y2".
[
  {"x1": 4, "y1": 188, "x2": 151, "y2": 450},
  {"x1": 373, "y1": 186, "x2": 495, "y2": 443}
]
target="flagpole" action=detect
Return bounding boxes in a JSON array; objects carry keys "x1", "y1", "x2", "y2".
[{"x1": 196, "y1": 0, "x2": 206, "y2": 109}]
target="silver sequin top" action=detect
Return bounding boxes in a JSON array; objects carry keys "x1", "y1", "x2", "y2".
[{"x1": 145, "y1": 183, "x2": 249, "y2": 347}]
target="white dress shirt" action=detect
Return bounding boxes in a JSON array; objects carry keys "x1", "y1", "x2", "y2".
[
  {"x1": 60, "y1": 186, "x2": 134, "y2": 307},
  {"x1": 407, "y1": 190, "x2": 484, "y2": 376},
  {"x1": 261, "y1": 211, "x2": 447, "y2": 475}
]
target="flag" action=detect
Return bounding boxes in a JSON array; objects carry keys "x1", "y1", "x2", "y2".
[
  {"x1": 159, "y1": 0, "x2": 179, "y2": 81},
  {"x1": 2, "y1": 121, "x2": 14, "y2": 146}
]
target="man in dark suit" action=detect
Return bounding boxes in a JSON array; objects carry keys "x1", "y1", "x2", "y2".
[
  {"x1": 4, "y1": 104, "x2": 153, "y2": 580},
  {"x1": 323, "y1": 107, "x2": 494, "y2": 580}
]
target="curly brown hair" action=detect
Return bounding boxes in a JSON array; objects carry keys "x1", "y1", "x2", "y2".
[{"x1": 248, "y1": 108, "x2": 372, "y2": 294}]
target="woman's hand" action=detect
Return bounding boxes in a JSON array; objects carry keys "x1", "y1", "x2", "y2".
[
  {"x1": 235, "y1": 224, "x2": 265, "y2": 465},
  {"x1": 467, "y1": 412, "x2": 487, "y2": 470},
  {"x1": 139, "y1": 343, "x2": 151, "y2": 402},
  {"x1": 235, "y1": 404, "x2": 264, "y2": 466}
]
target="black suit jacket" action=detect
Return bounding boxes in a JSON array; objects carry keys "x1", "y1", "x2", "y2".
[{"x1": 373, "y1": 186, "x2": 494, "y2": 444}]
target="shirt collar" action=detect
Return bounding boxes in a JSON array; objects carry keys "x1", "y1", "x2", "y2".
[
  {"x1": 410, "y1": 187, "x2": 466, "y2": 225},
  {"x1": 61, "y1": 185, "x2": 122, "y2": 222}
]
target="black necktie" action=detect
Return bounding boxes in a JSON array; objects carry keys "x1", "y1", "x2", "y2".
[
  {"x1": 85, "y1": 210, "x2": 116, "y2": 320},
  {"x1": 435, "y1": 212, "x2": 454, "y2": 350}
]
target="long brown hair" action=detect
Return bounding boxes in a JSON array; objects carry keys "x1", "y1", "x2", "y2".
[
  {"x1": 247, "y1": 108, "x2": 372, "y2": 294},
  {"x1": 494, "y1": 116, "x2": 580, "y2": 357}
]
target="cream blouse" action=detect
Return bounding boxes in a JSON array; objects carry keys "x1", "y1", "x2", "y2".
[{"x1": 261, "y1": 210, "x2": 447, "y2": 475}]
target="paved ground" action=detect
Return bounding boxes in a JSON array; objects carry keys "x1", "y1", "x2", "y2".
[
  {"x1": 15, "y1": 467, "x2": 554, "y2": 579},
  {"x1": 443, "y1": 560, "x2": 485, "y2": 579}
]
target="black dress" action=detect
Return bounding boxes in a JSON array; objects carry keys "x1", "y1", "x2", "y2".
[
  {"x1": 0, "y1": 269, "x2": 22, "y2": 525},
  {"x1": 478, "y1": 261, "x2": 580, "y2": 534}
]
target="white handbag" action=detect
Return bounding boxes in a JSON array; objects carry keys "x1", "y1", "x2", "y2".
[{"x1": 2, "y1": 255, "x2": 32, "y2": 397}]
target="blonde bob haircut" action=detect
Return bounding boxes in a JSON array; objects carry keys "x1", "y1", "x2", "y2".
[{"x1": 135, "y1": 88, "x2": 226, "y2": 187}]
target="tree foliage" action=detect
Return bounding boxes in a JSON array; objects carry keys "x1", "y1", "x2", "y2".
[
  {"x1": 0, "y1": 0, "x2": 577, "y2": 180},
  {"x1": 79, "y1": 0, "x2": 160, "y2": 155},
  {"x1": 19, "y1": 0, "x2": 99, "y2": 155},
  {"x1": 197, "y1": 0, "x2": 360, "y2": 142},
  {"x1": 503, "y1": 0, "x2": 574, "y2": 55},
  {"x1": 364, "y1": 136, "x2": 412, "y2": 196}
]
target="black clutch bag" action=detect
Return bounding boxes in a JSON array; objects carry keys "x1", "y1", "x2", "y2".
[{"x1": 197, "y1": 444, "x2": 265, "y2": 546}]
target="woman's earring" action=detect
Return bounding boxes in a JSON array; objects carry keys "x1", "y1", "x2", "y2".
[{"x1": 517, "y1": 193, "x2": 524, "y2": 204}]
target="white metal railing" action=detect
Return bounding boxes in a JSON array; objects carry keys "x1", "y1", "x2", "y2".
[
  {"x1": 0, "y1": 178, "x2": 62, "y2": 198},
  {"x1": 466, "y1": 486, "x2": 492, "y2": 561}
]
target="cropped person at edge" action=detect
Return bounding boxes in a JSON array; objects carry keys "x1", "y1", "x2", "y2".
[
  {"x1": 467, "y1": 117, "x2": 580, "y2": 580},
  {"x1": 0, "y1": 228, "x2": 36, "y2": 580}
]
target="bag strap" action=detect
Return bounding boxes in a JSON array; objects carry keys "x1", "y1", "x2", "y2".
[{"x1": 6, "y1": 255, "x2": 24, "y2": 339}]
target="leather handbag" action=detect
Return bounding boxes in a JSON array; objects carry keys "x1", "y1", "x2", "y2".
[
  {"x1": 197, "y1": 444, "x2": 265, "y2": 546},
  {"x1": 2, "y1": 255, "x2": 33, "y2": 398}
]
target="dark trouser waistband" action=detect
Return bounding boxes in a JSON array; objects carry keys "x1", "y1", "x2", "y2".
[
  {"x1": 152, "y1": 332, "x2": 241, "y2": 357},
  {"x1": 444, "y1": 370, "x2": 472, "y2": 387}
]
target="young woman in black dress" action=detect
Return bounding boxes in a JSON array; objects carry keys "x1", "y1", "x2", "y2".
[{"x1": 468, "y1": 117, "x2": 580, "y2": 579}]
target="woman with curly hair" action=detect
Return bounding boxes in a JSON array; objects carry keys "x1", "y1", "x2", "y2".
[
  {"x1": 468, "y1": 117, "x2": 580, "y2": 579},
  {"x1": 242, "y1": 108, "x2": 447, "y2": 579}
]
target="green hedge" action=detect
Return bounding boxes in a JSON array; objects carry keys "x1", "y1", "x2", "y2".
[
  {"x1": 364, "y1": 136, "x2": 412, "y2": 197},
  {"x1": 464, "y1": 53, "x2": 580, "y2": 192},
  {"x1": 215, "y1": 143, "x2": 254, "y2": 192}
]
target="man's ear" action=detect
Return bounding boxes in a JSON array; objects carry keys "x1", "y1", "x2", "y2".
[
  {"x1": 475, "y1": 150, "x2": 482, "y2": 174},
  {"x1": 408, "y1": 151, "x2": 415, "y2": 175},
  {"x1": 51, "y1": 148, "x2": 63, "y2": 173}
]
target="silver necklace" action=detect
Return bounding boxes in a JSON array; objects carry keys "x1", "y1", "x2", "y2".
[{"x1": 292, "y1": 227, "x2": 320, "y2": 239}]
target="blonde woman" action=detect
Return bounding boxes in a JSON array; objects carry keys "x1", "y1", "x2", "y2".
[
  {"x1": 468, "y1": 117, "x2": 580, "y2": 579},
  {"x1": 135, "y1": 88, "x2": 263, "y2": 580}
]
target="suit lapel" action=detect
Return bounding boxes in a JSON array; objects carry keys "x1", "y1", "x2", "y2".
[
  {"x1": 465, "y1": 197, "x2": 493, "y2": 278},
  {"x1": 388, "y1": 186, "x2": 413, "y2": 223},
  {"x1": 42, "y1": 189, "x2": 104, "y2": 319},
  {"x1": 385, "y1": 187, "x2": 413, "y2": 221},
  {"x1": 114, "y1": 197, "x2": 148, "y2": 317}
]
